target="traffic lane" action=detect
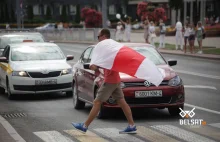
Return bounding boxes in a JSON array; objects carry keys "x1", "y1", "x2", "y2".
[
  {"x1": 162, "y1": 54, "x2": 220, "y2": 77},
  {"x1": 1, "y1": 93, "x2": 219, "y2": 142},
  {"x1": 178, "y1": 72, "x2": 220, "y2": 112}
]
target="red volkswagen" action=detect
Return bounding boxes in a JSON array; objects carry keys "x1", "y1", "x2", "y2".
[{"x1": 72, "y1": 43, "x2": 184, "y2": 118}]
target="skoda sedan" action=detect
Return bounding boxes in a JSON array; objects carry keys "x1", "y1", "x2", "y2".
[
  {"x1": 0, "y1": 42, "x2": 74, "y2": 99},
  {"x1": 72, "y1": 43, "x2": 184, "y2": 118}
]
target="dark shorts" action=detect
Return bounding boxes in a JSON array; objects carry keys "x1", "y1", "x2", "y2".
[
  {"x1": 96, "y1": 82, "x2": 124, "y2": 102},
  {"x1": 188, "y1": 35, "x2": 195, "y2": 41},
  {"x1": 184, "y1": 36, "x2": 188, "y2": 40}
]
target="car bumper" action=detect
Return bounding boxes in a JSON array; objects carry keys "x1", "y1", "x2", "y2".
[
  {"x1": 9, "y1": 74, "x2": 73, "y2": 94},
  {"x1": 103, "y1": 85, "x2": 185, "y2": 108}
]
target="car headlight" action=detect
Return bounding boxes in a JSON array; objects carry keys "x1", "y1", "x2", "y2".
[
  {"x1": 168, "y1": 76, "x2": 182, "y2": 86},
  {"x1": 12, "y1": 71, "x2": 29, "y2": 77},
  {"x1": 120, "y1": 82, "x2": 126, "y2": 88},
  {"x1": 61, "y1": 68, "x2": 72, "y2": 75}
]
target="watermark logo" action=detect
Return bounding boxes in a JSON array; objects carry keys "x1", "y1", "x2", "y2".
[{"x1": 179, "y1": 108, "x2": 206, "y2": 126}]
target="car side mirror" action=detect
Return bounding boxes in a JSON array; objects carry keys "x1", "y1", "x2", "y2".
[
  {"x1": 83, "y1": 63, "x2": 90, "y2": 69},
  {"x1": 168, "y1": 60, "x2": 177, "y2": 66},
  {"x1": 0, "y1": 57, "x2": 8, "y2": 63},
  {"x1": 66, "y1": 55, "x2": 74, "y2": 61}
]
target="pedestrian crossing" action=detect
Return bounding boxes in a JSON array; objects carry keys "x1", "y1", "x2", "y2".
[{"x1": 33, "y1": 124, "x2": 220, "y2": 142}]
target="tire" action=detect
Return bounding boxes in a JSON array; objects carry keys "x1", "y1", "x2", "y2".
[
  {"x1": 73, "y1": 82, "x2": 85, "y2": 109},
  {"x1": 0, "y1": 87, "x2": 5, "y2": 94},
  {"x1": 7, "y1": 80, "x2": 15, "y2": 100},
  {"x1": 168, "y1": 105, "x2": 184, "y2": 116},
  {"x1": 66, "y1": 91, "x2": 73, "y2": 97},
  {"x1": 97, "y1": 105, "x2": 107, "y2": 119}
]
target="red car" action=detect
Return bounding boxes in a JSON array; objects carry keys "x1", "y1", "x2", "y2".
[{"x1": 72, "y1": 43, "x2": 184, "y2": 118}]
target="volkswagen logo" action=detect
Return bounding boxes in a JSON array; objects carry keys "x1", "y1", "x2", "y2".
[
  {"x1": 41, "y1": 69, "x2": 50, "y2": 74},
  {"x1": 144, "y1": 81, "x2": 151, "y2": 87}
]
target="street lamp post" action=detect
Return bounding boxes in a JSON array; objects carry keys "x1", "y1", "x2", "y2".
[{"x1": 102, "y1": 0, "x2": 107, "y2": 28}]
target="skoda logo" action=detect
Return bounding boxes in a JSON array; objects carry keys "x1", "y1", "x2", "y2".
[
  {"x1": 144, "y1": 81, "x2": 151, "y2": 87},
  {"x1": 41, "y1": 69, "x2": 49, "y2": 74}
]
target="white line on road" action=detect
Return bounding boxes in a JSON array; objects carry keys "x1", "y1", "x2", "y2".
[
  {"x1": 209, "y1": 123, "x2": 220, "y2": 129},
  {"x1": 185, "y1": 103, "x2": 220, "y2": 115},
  {"x1": 176, "y1": 70, "x2": 220, "y2": 79},
  {"x1": 0, "y1": 115, "x2": 26, "y2": 142},
  {"x1": 184, "y1": 85, "x2": 217, "y2": 90},
  {"x1": 34, "y1": 131, "x2": 74, "y2": 142}
]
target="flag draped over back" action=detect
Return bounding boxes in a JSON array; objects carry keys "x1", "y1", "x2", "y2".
[{"x1": 90, "y1": 39, "x2": 165, "y2": 86}]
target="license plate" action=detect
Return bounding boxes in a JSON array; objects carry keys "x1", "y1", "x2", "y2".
[
  {"x1": 35, "y1": 79, "x2": 57, "y2": 85},
  {"x1": 135, "y1": 90, "x2": 162, "y2": 98}
]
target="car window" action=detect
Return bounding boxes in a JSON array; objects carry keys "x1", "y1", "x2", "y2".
[
  {"x1": 11, "y1": 45, "x2": 65, "y2": 61},
  {"x1": 2, "y1": 46, "x2": 10, "y2": 59},
  {"x1": 131, "y1": 46, "x2": 166, "y2": 65},
  {"x1": 81, "y1": 47, "x2": 93, "y2": 63}
]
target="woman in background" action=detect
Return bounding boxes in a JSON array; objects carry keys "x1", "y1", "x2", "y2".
[
  {"x1": 149, "y1": 21, "x2": 156, "y2": 47},
  {"x1": 120, "y1": 18, "x2": 131, "y2": 42},
  {"x1": 188, "y1": 23, "x2": 195, "y2": 54},
  {"x1": 143, "y1": 19, "x2": 150, "y2": 43},
  {"x1": 183, "y1": 22, "x2": 190, "y2": 53}
]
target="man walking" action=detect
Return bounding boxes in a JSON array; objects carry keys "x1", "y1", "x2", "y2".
[
  {"x1": 175, "y1": 21, "x2": 183, "y2": 50},
  {"x1": 72, "y1": 29, "x2": 137, "y2": 134}
]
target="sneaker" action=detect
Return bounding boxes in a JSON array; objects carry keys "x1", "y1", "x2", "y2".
[
  {"x1": 71, "y1": 122, "x2": 87, "y2": 133},
  {"x1": 119, "y1": 125, "x2": 137, "y2": 134}
]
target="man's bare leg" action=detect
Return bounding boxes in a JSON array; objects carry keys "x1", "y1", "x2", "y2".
[
  {"x1": 117, "y1": 98, "x2": 134, "y2": 125},
  {"x1": 84, "y1": 99, "x2": 102, "y2": 127}
]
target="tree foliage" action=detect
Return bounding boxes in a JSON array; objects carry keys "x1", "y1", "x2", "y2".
[
  {"x1": 168, "y1": 0, "x2": 183, "y2": 10},
  {"x1": 81, "y1": 7, "x2": 102, "y2": 28},
  {"x1": 61, "y1": 5, "x2": 67, "y2": 22},
  {"x1": 75, "y1": 4, "x2": 81, "y2": 24},
  {"x1": 27, "y1": 5, "x2": 34, "y2": 21},
  {"x1": 137, "y1": 2, "x2": 167, "y2": 23},
  {"x1": 46, "y1": 6, "x2": 52, "y2": 19}
]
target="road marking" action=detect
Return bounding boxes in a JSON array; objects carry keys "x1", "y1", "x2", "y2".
[
  {"x1": 137, "y1": 126, "x2": 179, "y2": 142},
  {"x1": 34, "y1": 131, "x2": 74, "y2": 142},
  {"x1": 184, "y1": 85, "x2": 217, "y2": 90},
  {"x1": 0, "y1": 115, "x2": 26, "y2": 142},
  {"x1": 209, "y1": 123, "x2": 220, "y2": 129},
  {"x1": 176, "y1": 70, "x2": 220, "y2": 79},
  {"x1": 94, "y1": 128, "x2": 145, "y2": 142},
  {"x1": 151, "y1": 125, "x2": 216, "y2": 142},
  {"x1": 64, "y1": 129, "x2": 108, "y2": 142},
  {"x1": 184, "y1": 125, "x2": 220, "y2": 141},
  {"x1": 185, "y1": 103, "x2": 220, "y2": 115}
]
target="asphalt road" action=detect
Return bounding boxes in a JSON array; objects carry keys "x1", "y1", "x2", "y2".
[{"x1": 0, "y1": 43, "x2": 219, "y2": 142}]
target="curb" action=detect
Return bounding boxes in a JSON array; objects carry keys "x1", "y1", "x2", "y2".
[{"x1": 54, "y1": 41, "x2": 220, "y2": 60}]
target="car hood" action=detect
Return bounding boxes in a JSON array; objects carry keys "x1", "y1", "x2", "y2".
[
  {"x1": 10, "y1": 60, "x2": 71, "y2": 72},
  {"x1": 120, "y1": 64, "x2": 176, "y2": 82}
]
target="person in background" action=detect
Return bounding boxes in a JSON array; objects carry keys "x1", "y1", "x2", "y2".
[
  {"x1": 159, "y1": 19, "x2": 166, "y2": 48},
  {"x1": 6, "y1": 23, "x2": 10, "y2": 30},
  {"x1": 175, "y1": 21, "x2": 183, "y2": 50},
  {"x1": 120, "y1": 18, "x2": 131, "y2": 42},
  {"x1": 183, "y1": 22, "x2": 190, "y2": 53},
  {"x1": 72, "y1": 29, "x2": 137, "y2": 134},
  {"x1": 143, "y1": 19, "x2": 150, "y2": 43},
  {"x1": 149, "y1": 21, "x2": 156, "y2": 47},
  {"x1": 196, "y1": 21, "x2": 205, "y2": 54},
  {"x1": 188, "y1": 23, "x2": 195, "y2": 54},
  {"x1": 115, "y1": 22, "x2": 124, "y2": 42}
]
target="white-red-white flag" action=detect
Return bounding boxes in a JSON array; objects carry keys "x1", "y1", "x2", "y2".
[{"x1": 90, "y1": 39, "x2": 165, "y2": 86}]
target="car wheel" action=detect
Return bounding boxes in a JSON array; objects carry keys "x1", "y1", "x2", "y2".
[
  {"x1": 168, "y1": 105, "x2": 184, "y2": 116},
  {"x1": 97, "y1": 105, "x2": 107, "y2": 119},
  {"x1": 73, "y1": 82, "x2": 85, "y2": 109},
  {"x1": 7, "y1": 81, "x2": 14, "y2": 100},
  {"x1": 66, "y1": 91, "x2": 73, "y2": 97},
  {"x1": 0, "y1": 87, "x2": 5, "y2": 94}
]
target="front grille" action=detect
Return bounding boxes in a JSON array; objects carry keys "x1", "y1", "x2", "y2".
[
  {"x1": 125, "y1": 97, "x2": 171, "y2": 104},
  {"x1": 13, "y1": 83, "x2": 72, "y2": 91},
  {"x1": 28, "y1": 71, "x2": 61, "y2": 78},
  {"x1": 124, "y1": 81, "x2": 168, "y2": 87}
]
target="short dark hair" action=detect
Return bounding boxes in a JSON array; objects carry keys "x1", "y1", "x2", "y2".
[{"x1": 100, "y1": 28, "x2": 110, "y2": 38}]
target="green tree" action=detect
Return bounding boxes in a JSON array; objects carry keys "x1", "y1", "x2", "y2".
[
  {"x1": 75, "y1": 4, "x2": 80, "y2": 23},
  {"x1": 168, "y1": 0, "x2": 183, "y2": 10},
  {"x1": 61, "y1": 5, "x2": 67, "y2": 22},
  {"x1": 5, "y1": 3, "x2": 10, "y2": 23},
  {"x1": 10, "y1": 4, "x2": 16, "y2": 23},
  {"x1": 27, "y1": 5, "x2": 34, "y2": 21},
  {"x1": 46, "y1": 6, "x2": 52, "y2": 19},
  {"x1": 1, "y1": 5, "x2": 5, "y2": 23}
]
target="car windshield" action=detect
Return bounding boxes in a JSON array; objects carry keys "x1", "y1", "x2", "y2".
[
  {"x1": 11, "y1": 45, "x2": 65, "y2": 61},
  {"x1": 131, "y1": 46, "x2": 166, "y2": 65},
  {"x1": 1, "y1": 35, "x2": 45, "y2": 49}
]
